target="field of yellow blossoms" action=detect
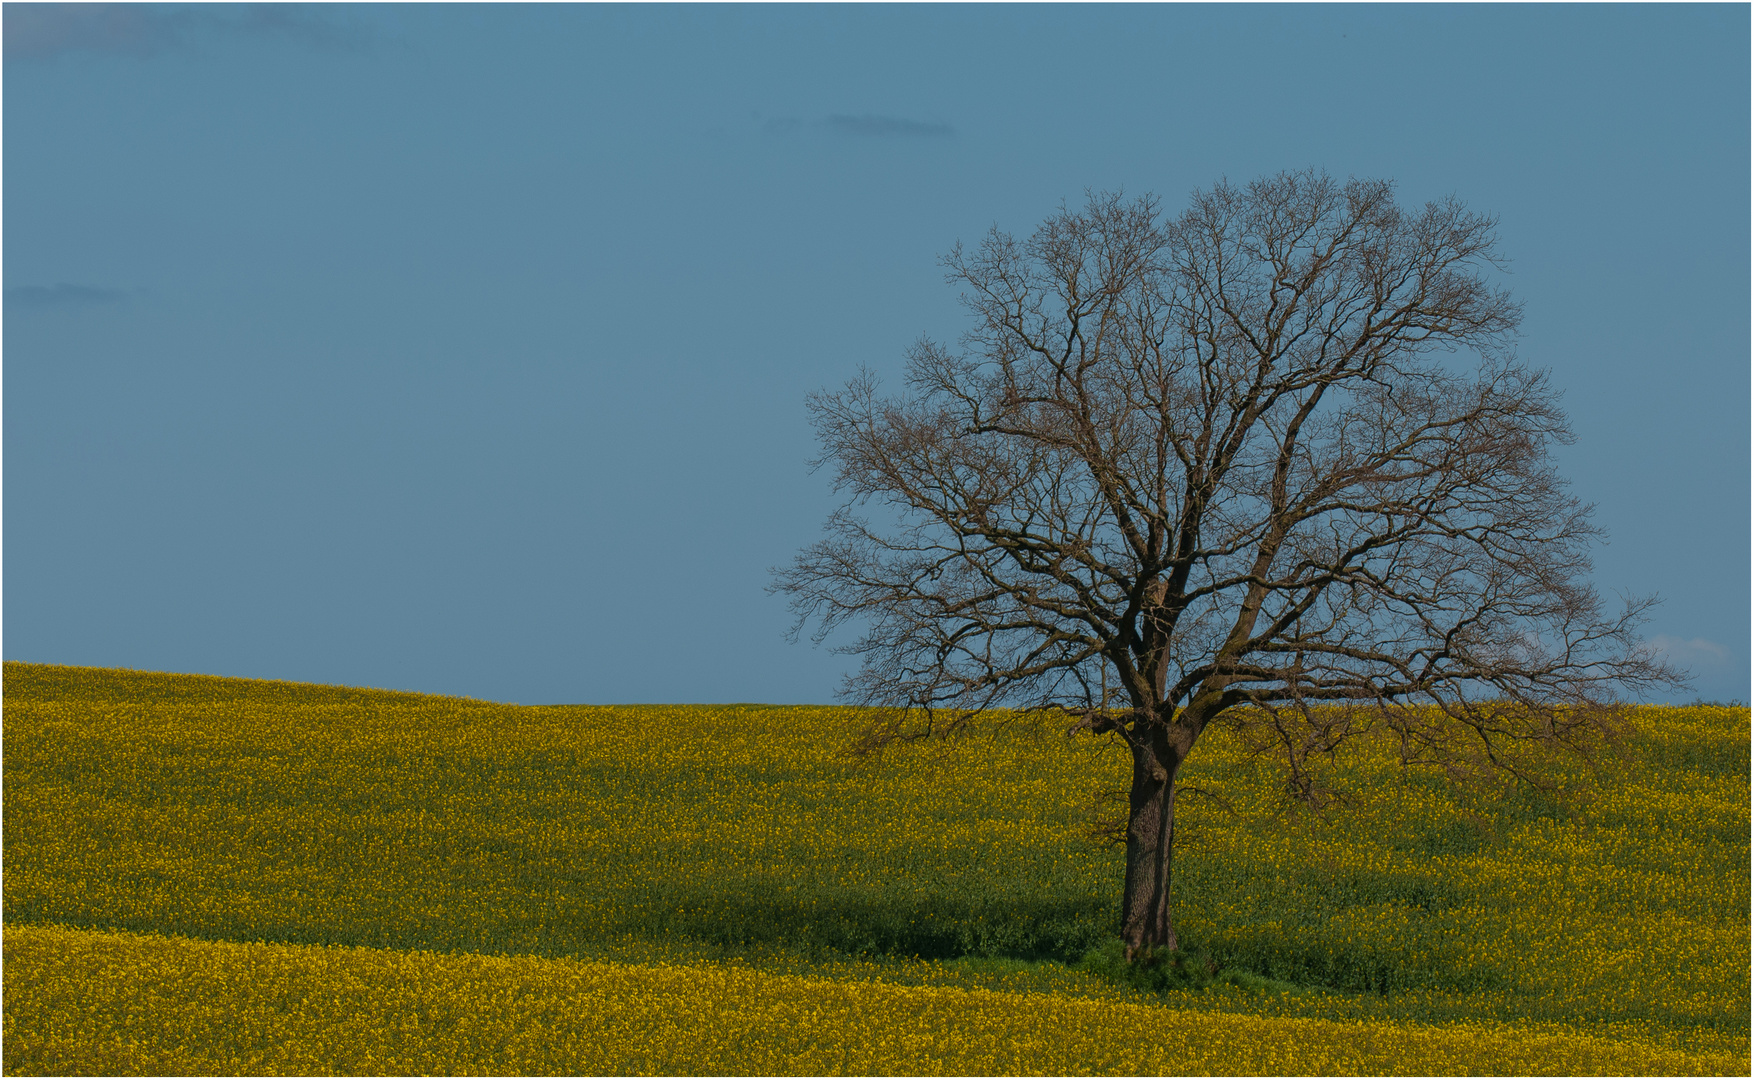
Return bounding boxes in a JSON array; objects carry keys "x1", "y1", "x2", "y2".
[{"x1": 3, "y1": 661, "x2": 1747, "y2": 1075}]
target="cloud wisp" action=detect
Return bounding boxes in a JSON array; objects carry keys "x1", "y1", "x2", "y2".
[
  {"x1": 823, "y1": 114, "x2": 955, "y2": 139},
  {"x1": 3, "y1": 3, "x2": 373, "y2": 61},
  {"x1": 4, "y1": 283, "x2": 130, "y2": 310},
  {"x1": 758, "y1": 113, "x2": 957, "y2": 140},
  {"x1": 1649, "y1": 634, "x2": 1730, "y2": 668}
]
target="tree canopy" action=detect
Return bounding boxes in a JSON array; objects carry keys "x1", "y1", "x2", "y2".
[{"x1": 777, "y1": 171, "x2": 1677, "y2": 956}]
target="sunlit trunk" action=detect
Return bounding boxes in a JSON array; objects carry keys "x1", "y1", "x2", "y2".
[{"x1": 1119, "y1": 728, "x2": 1183, "y2": 960}]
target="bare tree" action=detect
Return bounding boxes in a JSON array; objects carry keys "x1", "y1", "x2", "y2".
[{"x1": 775, "y1": 171, "x2": 1679, "y2": 961}]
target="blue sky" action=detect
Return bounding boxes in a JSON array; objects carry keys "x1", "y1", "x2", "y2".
[{"x1": 4, "y1": 3, "x2": 1747, "y2": 705}]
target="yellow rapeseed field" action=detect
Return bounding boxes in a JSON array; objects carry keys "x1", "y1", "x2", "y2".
[
  {"x1": 3, "y1": 662, "x2": 1748, "y2": 1074},
  {"x1": 6, "y1": 924, "x2": 1742, "y2": 1076}
]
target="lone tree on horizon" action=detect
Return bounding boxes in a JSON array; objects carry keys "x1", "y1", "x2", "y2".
[{"x1": 776, "y1": 171, "x2": 1678, "y2": 961}]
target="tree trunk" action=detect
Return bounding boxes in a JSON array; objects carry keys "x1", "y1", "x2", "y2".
[{"x1": 1119, "y1": 726, "x2": 1184, "y2": 960}]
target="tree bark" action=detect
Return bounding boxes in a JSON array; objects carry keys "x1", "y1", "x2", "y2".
[{"x1": 1120, "y1": 724, "x2": 1184, "y2": 960}]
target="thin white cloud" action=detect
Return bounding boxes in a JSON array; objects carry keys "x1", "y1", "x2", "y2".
[
  {"x1": 756, "y1": 113, "x2": 956, "y2": 140},
  {"x1": 823, "y1": 114, "x2": 955, "y2": 139},
  {"x1": 4, "y1": 283, "x2": 128, "y2": 310},
  {"x1": 1649, "y1": 635, "x2": 1729, "y2": 666},
  {"x1": 3, "y1": 3, "x2": 372, "y2": 61}
]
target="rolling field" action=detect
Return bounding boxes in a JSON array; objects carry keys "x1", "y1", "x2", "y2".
[{"x1": 3, "y1": 662, "x2": 1748, "y2": 1074}]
